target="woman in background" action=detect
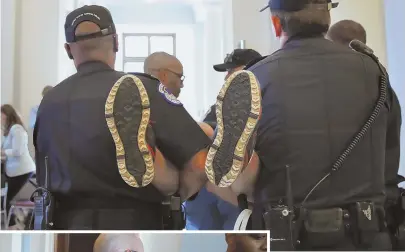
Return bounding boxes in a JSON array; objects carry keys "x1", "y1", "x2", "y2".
[{"x1": 1, "y1": 104, "x2": 35, "y2": 229}]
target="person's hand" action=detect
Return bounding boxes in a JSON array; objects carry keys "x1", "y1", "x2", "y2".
[{"x1": 1, "y1": 150, "x2": 6, "y2": 161}]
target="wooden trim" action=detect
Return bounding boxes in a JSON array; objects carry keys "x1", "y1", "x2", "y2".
[{"x1": 55, "y1": 234, "x2": 70, "y2": 252}]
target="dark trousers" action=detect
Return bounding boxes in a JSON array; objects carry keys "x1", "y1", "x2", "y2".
[
  {"x1": 53, "y1": 199, "x2": 164, "y2": 230},
  {"x1": 5, "y1": 172, "x2": 34, "y2": 226}
]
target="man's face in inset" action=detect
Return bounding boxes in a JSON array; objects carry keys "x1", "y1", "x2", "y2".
[{"x1": 226, "y1": 234, "x2": 268, "y2": 252}]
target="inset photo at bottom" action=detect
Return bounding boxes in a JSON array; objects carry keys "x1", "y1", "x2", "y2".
[{"x1": 0, "y1": 231, "x2": 269, "y2": 252}]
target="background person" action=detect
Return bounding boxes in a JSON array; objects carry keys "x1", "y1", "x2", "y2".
[
  {"x1": 1, "y1": 104, "x2": 35, "y2": 230},
  {"x1": 326, "y1": 19, "x2": 367, "y2": 44}
]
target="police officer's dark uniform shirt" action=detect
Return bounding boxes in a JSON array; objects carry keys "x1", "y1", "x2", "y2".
[
  {"x1": 385, "y1": 86, "x2": 403, "y2": 197},
  {"x1": 34, "y1": 61, "x2": 211, "y2": 230},
  {"x1": 249, "y1": 36, "x2": 388, "y2": 211}
]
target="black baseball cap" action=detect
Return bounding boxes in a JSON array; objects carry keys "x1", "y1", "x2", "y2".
[
  {"x1": 65, "y1": 5, "x2": 116, "y2": 43},
  {"x1": 260, "y1": 0, "x2": 339, "y2": 12},
  {"x1": 213, "y1": 49, "x2": 262, "y2": 72}
]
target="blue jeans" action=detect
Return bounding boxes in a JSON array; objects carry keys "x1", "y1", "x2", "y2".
[{"x1": 184, "y1": 187, "x2": 240, "y2": 230}]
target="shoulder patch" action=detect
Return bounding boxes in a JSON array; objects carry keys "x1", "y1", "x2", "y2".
[{"x1": 158, "y1": 84, "x2": 182, "y2": 106}]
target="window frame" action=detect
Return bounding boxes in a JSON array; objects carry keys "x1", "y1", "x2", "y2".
[{"x1": 122, "y1": 33, "x2": 177, "y2": 72}]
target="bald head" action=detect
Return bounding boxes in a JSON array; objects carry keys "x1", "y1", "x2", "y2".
[
  {"x1": 94, "y1": 234, "x2": 144, "y2": 252},
  {"x1": 144, "y1": 52, "x2": 180, "y2": 75},
  {"x1": 327, "y1": 20, "x2": 367, "y2": 46},
  {"x1": 144, "y1": 52, "x2": 184, "y2": 97},
  {"x1": 65, "y1": 21, "x2": 116, "y2": 69}
]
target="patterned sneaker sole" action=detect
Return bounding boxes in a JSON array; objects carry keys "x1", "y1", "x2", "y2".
[
  {"x1": 105, "y1": 75, "x2": 154, "y2": 188},
  {"x1": 205, "y1": 70, "x2": 261, "y2": 187}
]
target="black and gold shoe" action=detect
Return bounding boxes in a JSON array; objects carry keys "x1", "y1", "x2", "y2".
[
  {"x1": 205, "y1": 70, "x2": 261, "y2": 187},
  {"x1": 105, "y1": 74, "x2": 155, "y2": 188}
]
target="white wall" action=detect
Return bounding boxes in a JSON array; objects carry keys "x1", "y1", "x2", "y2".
[
  {"x1": 1, "y1": 0, "x2": 60, "y2": 122},
  {"x1": 384, "y1": 0, "x2": 405, "y2": 178},
  {"x1": 229, "y1": 0, "x2": 276, "y2": 55},
  {"x1": 17, "y1": 0, "x2": 60, "y2": 123},
  {"x1": 227, "y1": 0, "x2": 389, "y2": 62},
  {"x1": 0, "y1": 233, "x2": 54, "y2": 252},
  {"x1": 0, "y1": 233, "x2": 14, "y2": 252},
  {"x1": 330, "y1": 0, "x2": 387, "y2": 66},
  {"x1": 1, "y1": 0, "x2": 17, "y2": 105}
]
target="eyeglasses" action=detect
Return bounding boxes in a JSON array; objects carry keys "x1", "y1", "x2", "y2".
[
  {"x1": 152, "y1": 68, "x2": 185, "y2": 82},
  {"x1": 164, "y1": 68, "x2": 185, "y2": 82}
]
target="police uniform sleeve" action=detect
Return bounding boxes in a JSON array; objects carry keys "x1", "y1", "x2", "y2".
[
  {"x1": 149, "y1": 83, "x2": 212, "y2": 169},
  {"x1": 33, "y1": 103, "x2": 44, "y2": 186},
  {"x1": 385, "y1": 86, "x2": 402, "y2": 186}
]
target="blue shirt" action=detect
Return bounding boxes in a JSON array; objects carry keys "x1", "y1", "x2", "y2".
[{"x1": 184, "y1": 187, "x2": 240, "y2": 230}]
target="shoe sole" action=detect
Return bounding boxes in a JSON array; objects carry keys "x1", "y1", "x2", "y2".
[
  {"x1": 205, "y1": 70, "x2": 261, "y2": 187},
  {"x1": 105, "y1": 75, "x2": 154, "y2": 188}
]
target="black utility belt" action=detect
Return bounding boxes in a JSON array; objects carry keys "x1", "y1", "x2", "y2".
[
  {"x1": 263, "y1": 201, "x2": 384, "y2": 249},
  {"x1": 55, "y1": 197, "x2": 163, "y2": 210},
  {"x1": 300, "y1": 202, "x2": 384, "y2": 247},
  {"x1": 302, "y1": 202, "x2": 384, "y2": 233}
]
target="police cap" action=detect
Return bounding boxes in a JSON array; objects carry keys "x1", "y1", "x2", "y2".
[
  {"x1": 260, "y1": 0, "x2": 339, "y2": 12},
  {"x1": 65, "y1": 5, "x2": 116, "y2": 43}
]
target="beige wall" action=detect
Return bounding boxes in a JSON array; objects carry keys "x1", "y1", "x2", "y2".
[
  {"x1": 330, "y1": 0, "x2": 387, "y2": 66},
  {"x1": 1, "y1": 0, "x2": 59, "y2": 123},
  {"x1": 18, "y1": 0, "x2": 60, "y2": 122},
  {"x1": 230, "y1": 0, "x2": 277, "y2": 55},
  {"x1": 1, "y1": 0, "x2": 17, "y2": 105},
  {"x1": 230, "y1": 0, "x2": 388, "y2": 64}
]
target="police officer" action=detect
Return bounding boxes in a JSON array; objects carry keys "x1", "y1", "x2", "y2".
[
  {"x1": 184, "y1": 49, "x2": 263, "y2": 230},
  {"x1": 326, "y1": 19, "x2": 367, "y2": 45},
  {"x1": 326, "y1": 19, "x2": 405, "y2": 250},
  {"x1": 33, "y1": 5, "x2": 215, "y2": 230},
  {"x1": 217, "y1": 0, "x2": 394, "y2": 250}
]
